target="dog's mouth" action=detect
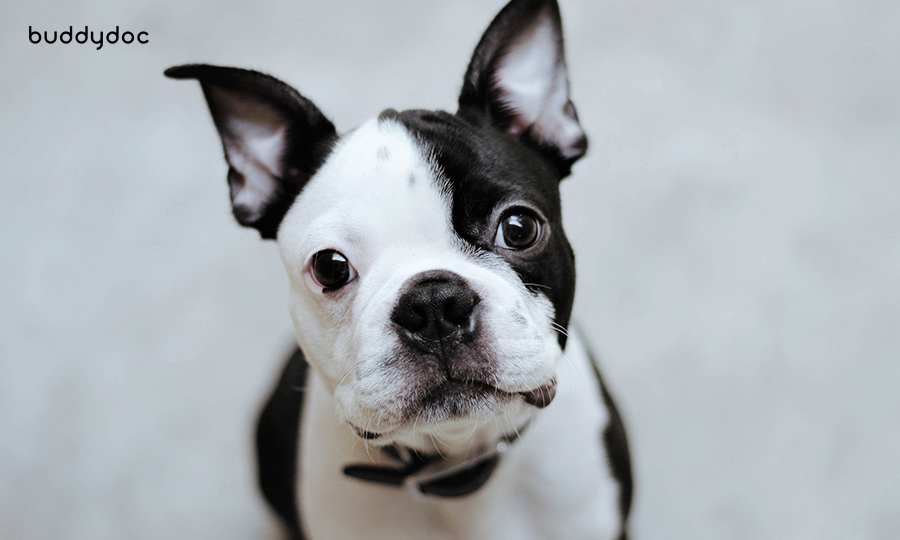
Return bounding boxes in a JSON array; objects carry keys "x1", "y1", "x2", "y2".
[
  {"x1": 350, "y1": 378, "x2": 556, "y2": 440},
  {"x1": 414, "y1": 378, "x2": 558, "y2": 418},
  {"x1": 518, "y1": 380, "x2": 557, "y2": 409}
]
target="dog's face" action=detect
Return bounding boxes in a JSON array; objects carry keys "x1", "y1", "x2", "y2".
[
  {"x1": 279, "y1": 109, "x2": 575, "y2": 445},
  {"x1": 167, "y1": 0, "x2": 587, "y2": 450}
]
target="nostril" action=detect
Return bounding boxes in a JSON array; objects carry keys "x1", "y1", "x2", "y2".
[
  {"x1": 443, "y1": 294, "x2": 478, "y2": 326},
  {"x1": 392, "y1": 298, "x2": 428, "y2": 332}
]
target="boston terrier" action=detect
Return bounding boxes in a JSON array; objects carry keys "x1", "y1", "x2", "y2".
[{"x1": 165, "y1": 0, "x2": 632, "y2": 538}]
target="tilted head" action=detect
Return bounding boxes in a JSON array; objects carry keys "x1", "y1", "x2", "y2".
[{"x1": 166, "y1": 0, "x2": 587, "y2": 452}]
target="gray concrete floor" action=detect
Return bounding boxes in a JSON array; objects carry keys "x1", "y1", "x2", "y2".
[{"x1": 2, "y1": 0, "x2": 898, "y2": 538}]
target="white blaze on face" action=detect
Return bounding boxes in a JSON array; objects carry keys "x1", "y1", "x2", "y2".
[{"x1": 277, "y1": 118, "x2": 561, "y2": 436}]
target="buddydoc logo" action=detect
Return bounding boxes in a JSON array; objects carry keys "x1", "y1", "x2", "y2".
[{"x1": 29, "y1": 26, "x2": 149, "y2": 50}]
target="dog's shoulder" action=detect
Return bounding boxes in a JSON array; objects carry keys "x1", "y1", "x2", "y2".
[{"x1": 256, "y1": 347, "x2": 309, "y2": 539}]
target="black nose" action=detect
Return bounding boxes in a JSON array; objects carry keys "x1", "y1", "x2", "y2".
[{"x1": 392, "y1": 271, "x2": 479, "y2": 342}]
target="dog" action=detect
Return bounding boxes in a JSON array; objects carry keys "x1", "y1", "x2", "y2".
[{"x1": 166, "y1": 0, "x2": 632, "y2": 538}]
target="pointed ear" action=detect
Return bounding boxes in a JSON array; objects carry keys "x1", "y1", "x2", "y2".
[
  {"x1": 458, "y1": 0, "x2": 586, "y2": 177},
  {"x1": 165, "y1": 64, "x2": 337, "y2": 239}
]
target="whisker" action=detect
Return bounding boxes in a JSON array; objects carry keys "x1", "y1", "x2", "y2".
[
  {"x1": 550, "y1": 321, "x2": 569, "y2": 338},
  {"x1": 523, "y1": 282, "x2": 552, "y2": 291},
  {"x1": 430, "y1": 433, "x2": 448, "y2": 460}
]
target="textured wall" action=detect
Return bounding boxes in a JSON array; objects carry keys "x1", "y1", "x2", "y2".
[{"x1": 1, "y1": 0, "x2": 898, "y2": 538}]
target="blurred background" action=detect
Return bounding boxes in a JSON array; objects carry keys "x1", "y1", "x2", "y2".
[{"x1": 1, "y1": 0, "x2": 898, "y2": 538}]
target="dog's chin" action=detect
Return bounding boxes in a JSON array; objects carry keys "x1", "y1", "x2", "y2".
[
  {"x1": 350, "y1": 381, "x2": 510, "y2": 436},
  {"x1": 412, "y1": 379, "x2": 516, "y2": 424},
  {"x1": 349, "y1": 378, "x2": 557, "y2": 449}
]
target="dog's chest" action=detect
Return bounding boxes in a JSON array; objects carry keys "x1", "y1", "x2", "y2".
[{"x1": 297, "y1": 333, "x2": 622, "y2": 540}]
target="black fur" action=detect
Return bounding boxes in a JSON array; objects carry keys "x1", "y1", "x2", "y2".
[
  {"x1": 256, "y1": 347, "x2": 309, "y2": 540},
  {"x1": 164, "y1": 64, "x2": 337, "y2": 239}
]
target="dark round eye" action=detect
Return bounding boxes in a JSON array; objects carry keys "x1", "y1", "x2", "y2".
[
  {"x1": 496, "y1": 211, "x2": 541, "y2": 249},
  {"x1": 311, "y1": 250, "x2": 356, "y2": 290}
]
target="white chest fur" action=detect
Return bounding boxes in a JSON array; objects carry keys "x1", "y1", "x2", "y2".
[{"x1": 297, "y1": 331, "x2": 622, "y2": 540}]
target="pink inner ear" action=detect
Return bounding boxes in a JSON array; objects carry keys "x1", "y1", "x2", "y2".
[
  {"x1": 507, "y1": 117, "x2": 531, "y2": 137},
  {"x1": 489, "y1": 11, "x2": 585, "y2": 159}
]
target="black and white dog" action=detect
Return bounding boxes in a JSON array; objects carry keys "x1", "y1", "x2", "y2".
[{"x1": 166, "y1": 0, "x2": 632, "y2": 538}]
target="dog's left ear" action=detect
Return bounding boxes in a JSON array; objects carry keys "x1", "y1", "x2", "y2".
[
  {"x1": 165, "y1": 64, "x2": 337, "y2": 239},
  {"x1": 458, "y1": 0, "x2": 586, "y2": 177}
]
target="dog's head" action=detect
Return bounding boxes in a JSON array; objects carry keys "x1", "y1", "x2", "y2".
[{"x1": 167, "y1": 0, "x2": 586, "y2": 451}]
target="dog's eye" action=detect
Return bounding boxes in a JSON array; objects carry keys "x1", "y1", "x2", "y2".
[
  {"x1": 310, "y1": 250, "x2": 356, "y2": 290},
  {"x1": 495, "y1": 211, "x2": 541, "y2": 250}
]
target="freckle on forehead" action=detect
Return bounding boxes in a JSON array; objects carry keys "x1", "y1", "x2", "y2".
[
  {"x1": 376, "y1": 146, "x2": 390, "y2": 161},
  {"x1": 408, "y1": 173, "x2": 416, "y2": 188}
]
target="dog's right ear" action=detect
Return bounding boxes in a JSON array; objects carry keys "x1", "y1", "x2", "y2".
[{"x1": 165, "y1": 64, "x2": 337, "y2": 239}]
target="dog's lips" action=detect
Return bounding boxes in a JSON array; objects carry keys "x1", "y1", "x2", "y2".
[
  {"x1": 350, "y1": 378, "x2": 557, "y2": 439},
  {"x1": 519, "y1": 379, "x2": 557, "y2": 409},
  {"x1": 417, "y1": 378, "x2": 558, "y2": 415},
  {"x1": 350, "y1": 425, "x2": 383, "y2": 440}
]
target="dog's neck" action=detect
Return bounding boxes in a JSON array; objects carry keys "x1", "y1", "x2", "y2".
[
  {"x1": 375, "y1": 416, "x2": 531, "y2": 457},
  {"x1": 342, "y1": 422, "x2": 529, "y2": 498}
]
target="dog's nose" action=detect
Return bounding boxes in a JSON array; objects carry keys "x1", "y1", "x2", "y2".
[{"x1": 392, "y1": 271, "x2": 479, "y2": 342}]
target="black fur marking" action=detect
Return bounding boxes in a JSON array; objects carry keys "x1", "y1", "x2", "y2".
[
  {"x1": 587, "y1": 349, "x2": 633, "y2": 538},
  {"x1": 392, "y1": 109, "x2": 576, "y2": 349},
  {"x1": 165, "y1": 64, "x2": 338, "y2": 240},
  {"x1": 256, "y1": 347, "x2": 309, "y2": 540}
]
